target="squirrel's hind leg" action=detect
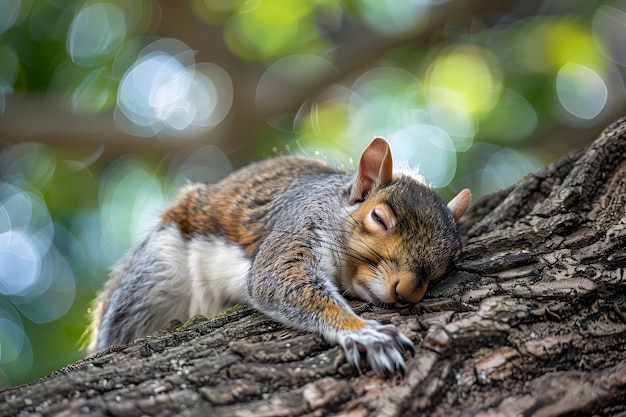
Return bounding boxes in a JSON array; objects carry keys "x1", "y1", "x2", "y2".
[{"x1": 92, "y1": 224, "x2": 192, "y2": 350}]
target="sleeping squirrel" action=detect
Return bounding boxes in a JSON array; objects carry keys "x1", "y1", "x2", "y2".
[{"x1": 89, "y1": 137, "x2": 471, "y2": 376}]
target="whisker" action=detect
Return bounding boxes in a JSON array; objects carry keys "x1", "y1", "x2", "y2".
[{"x1": 265, "y1": 227, "x2": 379, "y2": 267}]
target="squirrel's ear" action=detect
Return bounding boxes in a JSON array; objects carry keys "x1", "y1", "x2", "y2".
[
  {"x1": 349, "y1": 137, "x2": 393, "y2": 204},
  {"x1": 448, "y1": 188, "x2": 471, "y2": 222}
]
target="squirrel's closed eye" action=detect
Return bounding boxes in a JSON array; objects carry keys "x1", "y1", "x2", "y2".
[
  {"x1": 369, "y1": 205, "x2": 397, "y2": 233},
  {"x1": 371, "y1": 208, "x2": 390, "y2": 231}
]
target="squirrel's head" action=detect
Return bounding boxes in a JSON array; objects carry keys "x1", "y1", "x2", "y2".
[{"x1": 343, "y1": 137, "x2": 471, "y2": 308}]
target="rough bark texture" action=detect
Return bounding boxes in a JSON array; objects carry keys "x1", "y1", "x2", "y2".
[{"x1": 2, "y1": 118, "x2": 626, "y2": 417}]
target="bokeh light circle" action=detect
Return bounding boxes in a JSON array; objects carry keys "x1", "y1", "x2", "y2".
[
  {"x1": 479, "y1": 89, "x2": 538, "y2": 143},
  {"x1": 116, "y1": 39, "x2": 233, "y2": 138},
  {"x1": 0, "y1": 318, "x2": 26, "y2": 363},
  {"x1": 0, "y1": 230, "x2": 41, "y2": 296},
  {"x1": 0, "y1": 184, "x2": 55, "y2": 298},
  {"x1": 13, "y1": 248, "x2": 76, "y2": 324},
  {"x1": 0, "y1": 300, "x2": 29, "y2": 364},
  {"x1": 0, "y1": 1, "x2": 21, "y2": 35},
  {"x1": 593, "y1": 5, "x2": 626, "y2": 67},
  {"x1": 358, "y1": 0, "x2": 429, "y2": 36},
  {"x1": 168, "y1": 145, "x2": 233, "y2": 185},
  {"x1": 556, "y1": 62, "x2": 608, "y2": 121},
  {"x1": 67, "y1": 3, "x2": 127, "y2": 67},
  {"x1": 480, "y1": 148, "x2": 541, "y2": 196},
  {"x1": 0, "y1": 298, "x2": 33, "y2": 382},
  {"x1": 427, "y1": 88, "x2": 476, "y2": 151},
  {"x1": 99, "y1": 159, "x2": 166, "y2": 252},
  {"x1": 388, "y1": 125, "x2": 457, "y2": 188},
  {"x1": 224, "y1": 1, "x2": 316, "y2": 60},
  {"x1": 348, "y1": 67, "x2": 425, "y2": 141},
  {"x1": 257, "y1": 54, "x2": 337, "y2": 112},
  {"x1": 427, "y1": 45, "x2": 503, "y2": 117}
]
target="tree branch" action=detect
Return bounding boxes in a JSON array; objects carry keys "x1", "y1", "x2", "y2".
[{"x1": 2, "y1": 115, "x2": 626, "y2": 417}]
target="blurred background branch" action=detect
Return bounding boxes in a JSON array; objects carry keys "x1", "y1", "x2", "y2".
[
  {"x1": 1, "y1": 0, "x2": 625, "y2": 388},
  {"x1": 3, "y1": 0, "x2": 622, "y2": 157}
]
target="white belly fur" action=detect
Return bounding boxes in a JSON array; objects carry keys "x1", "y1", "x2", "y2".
[{"x1": 186, "y1": 236, "x2": 250, "y2": 319}]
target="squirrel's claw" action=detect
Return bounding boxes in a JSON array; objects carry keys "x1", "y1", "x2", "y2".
[
  {"x1": 378, "y1": 323, "x2": 415, "y2": 357},
  {"x1": 337, "y1": 322, "x2": 413, "y2": 377}
]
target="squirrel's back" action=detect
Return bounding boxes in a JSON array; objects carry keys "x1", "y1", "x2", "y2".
[{"x1": 161, "y1": 155, "x2": 340, "y2": 255}]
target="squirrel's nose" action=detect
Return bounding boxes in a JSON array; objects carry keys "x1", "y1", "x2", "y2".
[
  {"x1": 394, "y1": 272, "x2": 428, "y2": 304},
  {"x1": 395, "y1": 292, "x2": 409, "y2": 305}
]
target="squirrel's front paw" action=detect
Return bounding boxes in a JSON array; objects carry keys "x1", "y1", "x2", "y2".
[{"x1": 336, "y1": 322, "x2": 415, "y2": 376}]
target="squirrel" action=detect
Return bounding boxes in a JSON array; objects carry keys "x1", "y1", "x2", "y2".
[{"x1": 89, "y1": 137, "x2": 471, "y2": 376}]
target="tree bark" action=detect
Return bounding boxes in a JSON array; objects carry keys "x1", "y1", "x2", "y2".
[{"x1": 2, "y1": 117, "x2": 626, "y2": 417}]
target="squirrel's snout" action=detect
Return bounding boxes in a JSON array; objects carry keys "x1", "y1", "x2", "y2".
[{"x1": 393, "y1": 272, "x2": 428, "y2": 304}]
